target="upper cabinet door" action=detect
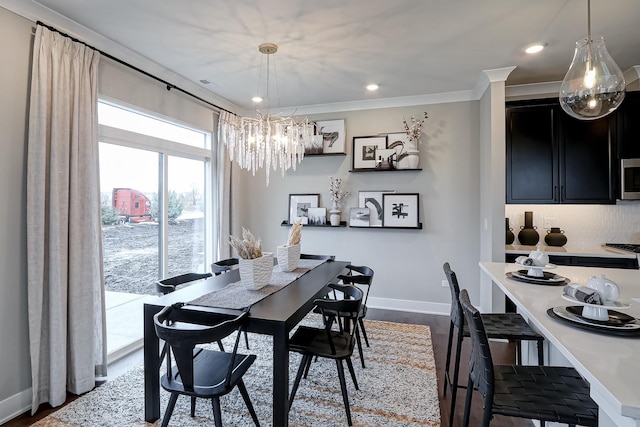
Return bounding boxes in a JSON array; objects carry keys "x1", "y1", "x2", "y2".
[
  {"x1": 506, "y1": 103, "x2": 558, "y2": 204},
  {"x1": 559, "y1": 113, "x2": 615, "y2": 204},
  {"x1": 617, "y1": 91, "x2": 640, "y2": 159}
]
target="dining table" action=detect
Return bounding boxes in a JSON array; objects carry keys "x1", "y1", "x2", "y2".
[
  {"x1": 479, "y1": 261, "x2": 640, "y2": 427},
  {"x1": 143, "y1": 258, "x2": 350, "y2": 426}
]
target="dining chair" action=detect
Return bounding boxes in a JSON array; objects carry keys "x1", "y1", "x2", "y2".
[
  {"x1": 211, "y1": 257, "x2": 239, "y2": 275},
  {"x1": 155, "y1": 272, "x2": 212, "y2": 295},
  {"x1": 288, "y1": 283, "x2": 363, "y2": 426},
  {"x1": 336, "y1": 264, "x2": 374, "y2": 368},
  {"x1": 154, "y1": 303, "x2": 260, "y2": 427},
  {"x1": 458, "y1": 289, "x2": 598, "y2": 427},
  {"x1": 443, "y1": 262, "x2": 544, "y2": 427}
]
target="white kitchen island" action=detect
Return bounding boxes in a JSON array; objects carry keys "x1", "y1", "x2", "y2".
[{"x1": 480, "y1": 262, "x2": 640, "y2": 427}]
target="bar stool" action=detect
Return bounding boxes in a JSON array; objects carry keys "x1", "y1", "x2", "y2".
[
  {"x1": 458, "y1": 289, "x2": 598, "y2": 427},
  {"x1": 443, "y1": 262, "x2": 544, "y2": 427}
]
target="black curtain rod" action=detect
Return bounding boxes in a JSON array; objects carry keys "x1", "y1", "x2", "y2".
[{"x1": 35, "y1": 21, "x2": 234, "y2": 115}]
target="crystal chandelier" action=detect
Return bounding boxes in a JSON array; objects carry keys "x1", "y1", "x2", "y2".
[
  {"x1": 559, "y1": 0, "x2": 625, "y2": 120},
  {"x1": 223, "y1": 43, "x2": 315, "y2": 185}
]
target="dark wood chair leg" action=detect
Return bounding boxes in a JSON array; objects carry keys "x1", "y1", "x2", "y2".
[
  {"x1": 355, "y1": 328, "x2": 366, "y2": 368},
  {"x1": 237, "y1": 379, "x2": 260, "y2": 426},
  {"x1": 289, "y1": 354, "x2": 310, "y2": 408},
  {"x1": 190, "y1": 396, "x2": 196, "y2": 416},
  {"x1": 302, "y1": 353, "x2": 313, "y2": 379},
  {"x1": 161, "y1": 393, "x2": 179, "y2": 427},
  {"x1": 359, "y1": 317, "x2": 370, "y2": 347},
  {"x1": 345, "y1": 357, "x2": 359, "y2": 390},
  {"x1": 443, "y1": 321, "x2": 455, "y2": 396},
  {"x1": 211, "y1": 397, "x2": 223, "y2": 427},
  {"x1": 244, "y1": 330, "x2": 250, "y2": 350},
  {"x1": 449, "y1": 329, "x2": 464, "y2": 427},
  {"x1": 461, "y1": 377, "x2": 474, "y2": 427},
  {"x1": 336, "y1": 360, "x2": 353, "y2": 427}
]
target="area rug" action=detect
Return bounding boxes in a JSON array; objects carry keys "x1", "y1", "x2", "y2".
[{"x1": 33, "y1": 318, "x2": 440, "y2": 426}]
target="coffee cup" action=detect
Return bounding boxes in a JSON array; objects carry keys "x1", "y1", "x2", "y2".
[{"x1": 528, "y1": 249, "x2": 549, "y2": 267}]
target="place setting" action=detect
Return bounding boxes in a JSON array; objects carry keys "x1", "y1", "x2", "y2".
[
  {"x1": 506, "y1": 249, "x2": 569, "y2": 286},
  {"x1": 547, "y1": 273, "x2": 640, "y2": 336}
]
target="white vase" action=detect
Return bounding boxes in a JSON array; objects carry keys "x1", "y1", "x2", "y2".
[
  {"x1": 397, "y1": 149, "x2": 420, "y2": 169},
  {"x1": 238, "y1": 252, "x2": 273, "y2": 290},
  {"x1": 276, "y1": 243, "x2": 300, "y2": 272},
  {"x1": 329, "y1": 207, "x2": 341, "y2": 226}
]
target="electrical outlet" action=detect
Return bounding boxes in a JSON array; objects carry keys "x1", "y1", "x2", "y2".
[
  {"x1": 442, "y1": 279, "x2": 448, "y2": 287},
  {"x1": 543, "y1": 217, "x2": 557, "y2": 228}
]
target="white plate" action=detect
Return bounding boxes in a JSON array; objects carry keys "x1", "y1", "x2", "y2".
[
  {"x1": 561, "y1": 294, "x2": 631, "y2": 310},
  {"x1": 551, "y1": 306, "x2": 640, "y2": 331}
]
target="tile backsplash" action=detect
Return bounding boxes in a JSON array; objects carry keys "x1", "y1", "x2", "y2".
[{"x1": 505, "y1": 203, "x2": 640, "y2": 249}]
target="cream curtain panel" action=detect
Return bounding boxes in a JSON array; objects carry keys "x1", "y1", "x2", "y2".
[
  {"x1": 216, "y1": 110, "x2": 240, "y2": 259},
  {"x1": 26, "y1": 25, "x2": 107, "y2": 412}
]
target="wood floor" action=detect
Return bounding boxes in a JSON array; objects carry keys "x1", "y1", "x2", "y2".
[{"x1": 5, "y1": 309, "x2": 531, "y2": 427}]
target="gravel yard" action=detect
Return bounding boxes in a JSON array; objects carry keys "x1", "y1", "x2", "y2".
[{"x1": 102, "y1": 218, "x2": 204, "y2": 295}]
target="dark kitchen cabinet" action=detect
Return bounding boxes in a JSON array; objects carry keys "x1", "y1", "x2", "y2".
[
  {"x1": 506, "y1": 99, "x2": 616, "y2": 204},
  {"x1": 617, "y1": 91, "x2": 640, "y2": 159}
]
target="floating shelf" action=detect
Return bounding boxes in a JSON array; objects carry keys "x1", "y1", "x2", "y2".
[
  {"x1": 349, "y1": 168, "x2": 422, "y2": 173},
  {"x1": 304, "y1": 153, "x2": 346, "y2": 157},
  {"x1": 281, "y1": 220, "x2": 347, "y2": 228},
  {"x1": 349, "y1": 223, "x2": 423, "y2": 230}
]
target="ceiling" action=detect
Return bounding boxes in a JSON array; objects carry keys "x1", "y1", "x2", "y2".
[{"x1": 23, "y1": 0, "x2": 640, "y2": 111}]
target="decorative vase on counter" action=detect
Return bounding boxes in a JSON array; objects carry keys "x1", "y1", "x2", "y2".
[
  {"x1": 505, "y1": 218, "x2": 515, "y2": 245},
  {"x1": 544, "y1": 227, "x2": 567, "y2": 247},
  {"x1": 517, "y1": 211, "x2": 539, "y2": 245}
]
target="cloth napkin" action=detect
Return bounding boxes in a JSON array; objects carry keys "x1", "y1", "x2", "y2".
[
  {"x1": 515, "y1": 255, "x2": 534, "y2": 266},
  {"x1": 563, "y1": 284, "x2": 602, "y2": 305}
]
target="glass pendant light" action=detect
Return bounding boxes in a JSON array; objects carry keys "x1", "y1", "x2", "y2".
[{"x1": 559, "y1": 0, "x2": 625, "y2": 120}]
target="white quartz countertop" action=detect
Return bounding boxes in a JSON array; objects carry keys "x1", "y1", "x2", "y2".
[
  {"x1": 505, "y1": 244, "x2": 637, "y2": 259},
  {"x1": 480, "y1": 262, "x2": 640, "y2": 426}
]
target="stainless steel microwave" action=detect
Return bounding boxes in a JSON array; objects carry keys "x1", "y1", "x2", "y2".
[{"x1": 621, "y1": 159, "x2": 640, "y2": 200}]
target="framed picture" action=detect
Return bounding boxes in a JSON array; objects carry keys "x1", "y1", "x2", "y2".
[
  {"x1": 288, "y1": 193, "x2": 319, "y2": 225},
  {"x1": 382, "y1": 193, "x2": 420, "y2": 228},
  {"x1": 307, "y1": 207, "x2": 327, "y2": 225},
  {"x1": 315, "y1": 119, "x2": 346, "y2": 154},
  {"x1": 358, "y1": 190, "x2": 396, "y2": 227},
  {"x1": 349, "y1": 207, "x2": 370, "y2": 228},
  {"x1": 303, "y1": 135, "x2": 324, "y2": 155},
  {"x1": 352, "y1": 135, "x2": 387, "y2": 169}
]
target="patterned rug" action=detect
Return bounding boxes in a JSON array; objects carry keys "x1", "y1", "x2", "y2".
[{"x1": 33, "y1": 318, "x2": 440, "y2": 426}]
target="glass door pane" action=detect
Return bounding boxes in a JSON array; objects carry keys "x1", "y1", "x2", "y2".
[
  {"x1": 100, "y1": 143, "x2": 160, "y2": 295},
  {"x1": 167, "y1": 156, "x2": 206, "y2": 276}
]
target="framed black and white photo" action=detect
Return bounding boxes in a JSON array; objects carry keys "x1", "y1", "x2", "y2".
[
  {"x1": 384, "y1": 132, "x2": 410, "y2": 168},
  {"x1": 358, "y1": 190, "x2": 396, "y2": 227},
  {"x1": 303, "y1": 135, "x2": 324, "y2": 155},
  {"x1": 288, "y1": 193, "x2": 319, "y2": 225},
  {"x1": 315, "y1": 119, "x2": 346, "y2": 154},
  {"x1": 349, "y1": 207, "x2": 370, "y2": 228},
  {"x1": 307, "y1": 207, "x2": 327, "y2": 225},
  {"x1": 352, "y1": 135, "x2": 387, "y2": 169},
  {"x1": 382, "y1": 193, "x2": 420, "y2": 228}
]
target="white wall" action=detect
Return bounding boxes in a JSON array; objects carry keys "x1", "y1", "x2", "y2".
[
  {"x1": 234, "y1": 102, "x2": 482, "y2": 312},
  {"x1": 0, "y1": 6, "x2": 34, "y2": 421}
]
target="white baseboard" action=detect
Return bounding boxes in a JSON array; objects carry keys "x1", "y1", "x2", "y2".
[
  {"x1": 0, "y1": 387, "x2": 31, "y2": 424},
  {"x1": 368, "y1": 296, "x2": 450, "y2": 316}
]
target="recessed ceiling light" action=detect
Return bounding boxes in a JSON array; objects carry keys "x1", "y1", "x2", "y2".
[
  {"x1": 525, "y1": 44, "x2": 545, "y2": 54},
  {"x1": 252, "y1": 96, "x2": 263, "y2": 103},
  {"x1": 366, "y1": 84, "x2": 379, "y2": 91}
]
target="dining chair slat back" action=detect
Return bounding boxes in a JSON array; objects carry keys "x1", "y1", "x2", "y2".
[{"x1": 153, "y1": 303, "x2": 260, "y2": 427}]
